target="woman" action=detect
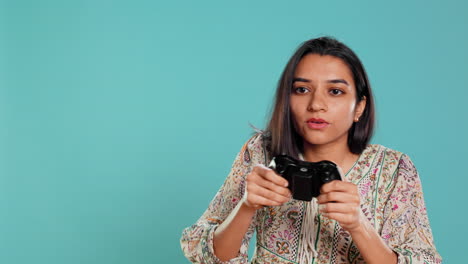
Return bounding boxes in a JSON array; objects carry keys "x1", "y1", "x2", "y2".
[{"x1": 180, "y1": 36, "x2": 442, "y2": 264}]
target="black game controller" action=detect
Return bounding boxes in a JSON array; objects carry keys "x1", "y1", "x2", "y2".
[{"x1": 268, "y1": 155, "x2": 342, "y2": 201}]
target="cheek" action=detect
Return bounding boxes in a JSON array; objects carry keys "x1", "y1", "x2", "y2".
[
  {"x1": 290, "y1": 106, "x2": 300, "y2": 125},
  {"x1": 333, "y1": 101, "x2": 356, "y2": 118},
  {"x1": 289, "y1": 99, "x2": 304, "y2": 128},
  {"x1": 289, "y1": 98, "x2": 299, "y2": 117}
]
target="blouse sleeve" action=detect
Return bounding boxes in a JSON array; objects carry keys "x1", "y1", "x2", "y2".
[
  {"x1": 180, "y1": 133, "x2": 262, "y2": 264},
  {"x1": 381, "y1": 154, "x2": 442, "y2": 264}
]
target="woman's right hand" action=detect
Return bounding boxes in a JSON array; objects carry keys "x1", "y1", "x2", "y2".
[{"x1": 242, "y1": 164, "x2": 292, "y2": 210}]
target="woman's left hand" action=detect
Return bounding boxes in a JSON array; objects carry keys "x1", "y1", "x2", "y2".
[{"x1": 317, "y1": 180, "x2": 365, "y2": 233}]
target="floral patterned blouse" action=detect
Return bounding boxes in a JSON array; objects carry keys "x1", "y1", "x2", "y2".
[{"x1": 180, "y1": 132, "x2": 442, "y2": 264}]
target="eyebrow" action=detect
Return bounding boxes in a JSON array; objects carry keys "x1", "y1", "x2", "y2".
[{"x1": 293, "y1": 77, "x2": 349, "y2": 86}]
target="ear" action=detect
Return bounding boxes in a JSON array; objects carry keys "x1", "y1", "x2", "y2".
[{"x1": 355, "y1": 96, "x2": 367, "y2": 120}]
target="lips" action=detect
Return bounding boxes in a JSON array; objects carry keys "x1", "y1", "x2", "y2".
[
  {"x1": 307, "y1": 118, "x2": 329, "y2": 124},
  {"x1": 306, "y1": 118, "x2": 329, "y2": 130}
]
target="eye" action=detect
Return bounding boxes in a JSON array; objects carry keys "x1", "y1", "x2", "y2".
[
  {"x1": 330, "y1": 88, "x2": 344, "y2": 96},
  {"x1": 293, "y1": 87, "x2": 309, "y2": 94}
]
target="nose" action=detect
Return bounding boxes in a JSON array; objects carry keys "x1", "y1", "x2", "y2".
[{"x1": 307, "y1": 89, "x2": 327, "y2": 112}]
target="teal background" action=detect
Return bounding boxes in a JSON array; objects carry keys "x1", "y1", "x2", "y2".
[{"x1": 1, "y1": 0, "x2": 466, "y2": 263}]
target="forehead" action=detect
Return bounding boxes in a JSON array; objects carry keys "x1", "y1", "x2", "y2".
[{"x1": 294, "y1": 54, "x2": 354, "y2": 84}]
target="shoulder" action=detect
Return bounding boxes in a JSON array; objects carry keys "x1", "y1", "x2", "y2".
[
  {"x1": 246, "y1": 132, "x2": 265, "y2": 149},
  {"x1": 365, "y1": 143, "x2": 408, "y2": 162},
  {"x1": 355, "y1": 145, "x2": 423, "y2": 199},
  {"x1": 365, "y1": 143, "x2": 417, "y2": 174},
  {"x1": 238, "y1": 132, "x2": 268, "y2": 166},
  {"x1": 366, "y1": 143, "x2": 403, "y2": 158}
]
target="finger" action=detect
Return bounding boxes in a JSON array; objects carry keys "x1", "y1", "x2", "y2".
[
  {"x1": 320, "y1": 180, "x2": 358, "y2": 194},
  {"x1": 248, "y1": 183, "x2": 290, "y2": 204},
  {"x1": 317, "y1": 192, "x2": 360, "y2": 204},
  {"x1": 321, "y1": 212, "x2": 357, "y2": 226},
  {"x1": 255, "y1": 177, "x2": 291, "y2": 198},
  {"x1": 321, "y1": 212, "x2": 347, "y2": 221},
  {"x1": 249, "y1": 166, "x2": 289, "y2": 195},
  {"x1": 248, "y1": 193, "x2": 283, "y2": 207},
  {"x1": 318, "y1": 202, "x2": 360, "y2": 214},
  {"x1": 254, "y1": 164, "x2": 289, "y2": 187}
]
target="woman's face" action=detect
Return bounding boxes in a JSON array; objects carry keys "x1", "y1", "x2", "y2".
[{"x1": 290, "y1": 54, "x2": 366, "y2": 149}]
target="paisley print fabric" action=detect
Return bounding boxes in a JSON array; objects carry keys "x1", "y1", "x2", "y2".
[{"x1": 180, "y1": 133, "x2": 442, "y2": 263}]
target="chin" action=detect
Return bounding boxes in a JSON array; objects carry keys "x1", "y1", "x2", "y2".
[{"x1": 301, "y1": 133, "x2": 330, "y2": 146}]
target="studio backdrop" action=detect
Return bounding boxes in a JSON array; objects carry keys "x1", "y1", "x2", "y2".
[{"x1": 1, "y1": 0, "x2": 467, "y2": 263}]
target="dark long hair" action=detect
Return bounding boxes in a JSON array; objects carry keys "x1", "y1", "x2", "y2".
[{"x1": 252, "y1": 36, "x2": 375, "y2": 160}]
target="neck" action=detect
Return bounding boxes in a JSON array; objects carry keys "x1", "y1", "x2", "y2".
[{"x1": 302, "y1": 138, "x2": 356, "y2": 166}]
